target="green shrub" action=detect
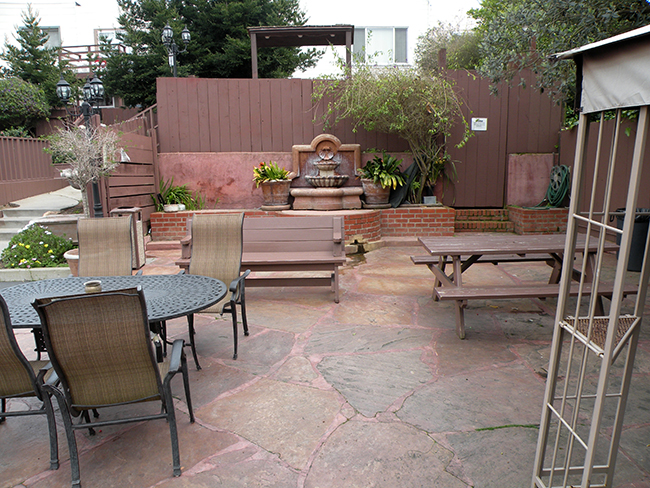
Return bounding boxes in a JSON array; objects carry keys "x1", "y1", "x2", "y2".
[
  {"x1": 0, "y1": 126, "x2": 31, "y2": 137},
  {"x1": 0, "y1": 77, "x2": 50, "y2": 131},
  {"x1": 1, "y1": 224, "x2": 76, "y2": 269}
]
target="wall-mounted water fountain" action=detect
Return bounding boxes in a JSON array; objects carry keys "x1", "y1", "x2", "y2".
[{"x1": 290, "y1": 134, "x2": 363, "y2": 210}]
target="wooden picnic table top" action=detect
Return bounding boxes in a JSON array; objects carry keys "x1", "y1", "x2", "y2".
[{"x1": 418, "y1": 234, "x2": 618, "y2": 257}]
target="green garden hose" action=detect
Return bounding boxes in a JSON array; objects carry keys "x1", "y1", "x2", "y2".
[{"x1": 535, "y1": 165, "x2": 571, "y2": 208}]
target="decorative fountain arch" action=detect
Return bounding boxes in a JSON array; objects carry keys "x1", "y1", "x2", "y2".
[{"x1": 290, "y1": 134, "x2": 363, "y2": 210}]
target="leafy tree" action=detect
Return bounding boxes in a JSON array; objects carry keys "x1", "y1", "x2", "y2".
[
  {"x1": 101, "y1": 0, "x2": 321, "y2": 107},
  {"x1": 0, "y1": 6, "x2": 77, "y2": 108},
  {"x1": 313, "y1": 62, "x2": 469, "y2": 203},
  {"x1": 415, "y1": 22, "x2": 480, "y2": 72},
  {"x1": 470, "y1": 0, "x2": 650, "y2": 102},
  {"x1": 0, "y1": 77, "x2": 49, "y2": 132}
]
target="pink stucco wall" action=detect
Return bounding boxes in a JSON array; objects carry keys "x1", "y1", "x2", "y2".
[
  {"x1": 506, "y1": 153, "x2": 557, "y2": 207},
  {"x1": 158, "y1": 151, "x2": 414, "y2": 209},
  {"x1": 158, "y1": 152, "x2": 292, "y2": 209}
]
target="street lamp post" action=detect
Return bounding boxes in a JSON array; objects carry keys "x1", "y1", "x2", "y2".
[
  {"x1": 161, "y1": 24, "x2": 191, "y2": 77},
  {"x1": 56, "y1": 73, "x2": 106, "y2": 217}
]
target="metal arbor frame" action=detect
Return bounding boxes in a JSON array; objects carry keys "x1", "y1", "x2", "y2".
[{"x1": 532, "y1": 30, "x2": 650, "y2": 488}]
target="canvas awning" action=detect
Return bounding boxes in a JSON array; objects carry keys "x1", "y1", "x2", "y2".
[
  {"x1": 248, "y1": 25, "x2": 354, "y2": 78},
  {"x1": 551, "y1": 24, "x2": 650, "y2": 114}
]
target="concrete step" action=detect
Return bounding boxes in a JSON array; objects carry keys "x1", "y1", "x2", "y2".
[
  {"x1": 0, "y1": 216, "x2": 35, "y2": 230},
  {"x1": 2, "y1": 207, "x2": 60, "y2": 219}
]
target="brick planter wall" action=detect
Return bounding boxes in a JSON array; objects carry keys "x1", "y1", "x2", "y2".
[
  {"x1": 508, "y1": 206, "x2": 569, "y2": 234},
  {"x1": 381, "y1": 206, "x2": 455, "y2": 237},
  {"x1": 150, "y1": 206, "x2": 455, "y2": 243}
]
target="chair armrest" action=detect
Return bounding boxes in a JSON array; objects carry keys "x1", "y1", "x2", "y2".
[
  {"x1": 229, "y1": 269, "x2": 250, "y2": 301},
  {"x1": 230, "y1": 269, "x2": 251, "y2": 292},
  {"x1": 180, "y1": 235, "x2": 192, "y2": 259},
  {"x1": 167, "y1": 339, "x2": 185, "y2": 374}
]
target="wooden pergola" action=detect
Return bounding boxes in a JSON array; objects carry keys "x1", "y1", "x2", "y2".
[{"x1": 247, "y1": 25, "x2": 354, "y2": 78}]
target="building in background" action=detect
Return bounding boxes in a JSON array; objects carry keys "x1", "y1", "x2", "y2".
[
  {"x1": 0, "y1": 0, "x2": 478, "y2": 79},
  {"x1": 297, "y1": 0, "x2": 478, "y2": 78},
  {"x1": 0, "y1": 0, "x2": 121, "y2": 51}
]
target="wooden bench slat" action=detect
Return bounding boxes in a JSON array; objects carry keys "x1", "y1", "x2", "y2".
[
  {"x1": 435, "y1": 282, "x2": 638, "y2": 301},
  {"x1": 411, "y1": 254, "x2": 552, "y2": 266}
]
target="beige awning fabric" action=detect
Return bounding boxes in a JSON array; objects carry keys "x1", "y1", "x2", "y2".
[
  {"x1": 551, "y1": 24, "x2": 650, "y2": 114},
  {"x1": 248, "y1": 25, "x2": 354, "y2": 78}
]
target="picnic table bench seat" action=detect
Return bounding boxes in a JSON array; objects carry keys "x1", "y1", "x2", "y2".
[
  {"x1": 411, "y1": 253, "x2": 554, "y2": 267},
  {"x1": 177, "y1": 215, "x2": 346, "y2": 302},
  {"x1": 434, "y1": 282, "x2": 638, "y2": 301}
]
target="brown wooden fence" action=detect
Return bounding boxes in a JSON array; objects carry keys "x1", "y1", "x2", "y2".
[
  {"x1": 99, "y1": 130, "x2": 158, "y2": 222},
  {"x1": 559, "y1": 118, "x2": 650, "y2": 212},
  {"x1": 0, "y1": 137, "x2": 67, "y2": 206},
  {"x1": 156, "y1": 72, "x2": 563, "y2": 208}
]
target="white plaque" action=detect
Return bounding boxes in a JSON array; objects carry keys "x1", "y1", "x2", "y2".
[{"x1": 471, "y1": 117, "x2": 488, "y2": 131}]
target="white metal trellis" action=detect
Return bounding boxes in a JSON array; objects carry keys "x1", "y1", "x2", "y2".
[{"x1": 532, "y1": 26, "x2": 650, "y2": 488}]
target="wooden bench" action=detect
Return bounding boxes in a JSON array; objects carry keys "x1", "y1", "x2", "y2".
[
  {"x1": 176, "y1": 215, "x2": 346, "y2": 302},
  {"x1": 435, "y1": 281, "x2": 638, "y2": 339}
]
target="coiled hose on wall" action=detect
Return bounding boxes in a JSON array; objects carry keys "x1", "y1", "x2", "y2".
[{"x1": 535, "y1": 165, "x2": 571, "y2": 208}]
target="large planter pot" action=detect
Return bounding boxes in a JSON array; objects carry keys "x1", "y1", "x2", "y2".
[
  {"x1": 360, "y1": 178, "x2": 390, "y2": 207},
  {"x1": 64, "y1": 248, "x2": 79, "y2": 277},
  {"x1": 260, "y1": 180, "x2": 291, "y2": 210}
]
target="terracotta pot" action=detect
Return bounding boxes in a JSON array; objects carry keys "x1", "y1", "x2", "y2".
[
  {"x1": 260, "y1": 180, "x2": 291, "y2": 206},
  {"x1": 64, "y1": 248, "x2": 79, "y2": 277},
  {"x1": 360, "y1": 178, "x2": 390, "y2": 205}
]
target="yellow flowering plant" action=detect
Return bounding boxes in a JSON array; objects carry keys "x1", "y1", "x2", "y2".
[
  {"x1": 1, "y1": 224, "x2": 75, "y2": 269},
  {"x1": 252, "y1": 161, "x2": 290, "y2": 187}
]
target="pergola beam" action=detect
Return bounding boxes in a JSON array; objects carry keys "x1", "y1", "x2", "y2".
[{"x1": 248, "y1": 25, "x2": 354, "y2": 78}]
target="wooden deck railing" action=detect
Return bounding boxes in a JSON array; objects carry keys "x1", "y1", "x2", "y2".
[{"x1": 0, "y1": 137, "x2": 67, "y2": 205}]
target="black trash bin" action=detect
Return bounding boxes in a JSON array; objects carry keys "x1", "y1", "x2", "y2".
[{"x1": 614, "y1": 207, "x2": 650, "y2": 272}]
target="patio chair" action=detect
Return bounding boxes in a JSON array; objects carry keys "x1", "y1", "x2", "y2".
[
  {"x1": 32, "y1": 287, "x2": 195, "y2": 488},
  {"x1": 184, "y1": 213, "x2": 250, "y2": 367},
  {"x1": 77, "y1": 216, "x2": 139, "y2": 276},
  {"x1": 0, "y1": 295, "x2": 59, "y2": 471}
]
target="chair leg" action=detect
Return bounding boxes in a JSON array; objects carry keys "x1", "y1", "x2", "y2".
[
  {"x1": 0, "y1": 398, "x2": 5, "y2": 423},
  {"x1": 48, "y1": 387, "x2": 81, "y2": 487},
  {"x1": 180, "y1": 352, "x2": 195, "y2": 423},
  {"x1": 186, "y1": 314, "x2": 201, "y2": 370},
  {"x1": 81, "y1": 410, "x2": 96, "y2": 436},
  {"x1": 240, "y1": 295, "x2": 249, "y2": 337},
  {"x1": 163, "y1": 389, "x2": 182, "y2": 477},
  {"x1": 42, "y1": 393, "x2": 59, "y2": 470},
  {"x1": 230, "y1": 300, "x2": 238, "y2": 360}
]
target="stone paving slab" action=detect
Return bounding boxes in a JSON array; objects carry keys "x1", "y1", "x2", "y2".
[
  {"x1": 2, "y1": 244, "x2": 649, "y2": 488},
  {"x1": 304, "y1": 419, "x2": 468, "y2": 488}
]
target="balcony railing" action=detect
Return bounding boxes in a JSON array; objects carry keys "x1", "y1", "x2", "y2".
[{"x1": 58, "y1": 44, "x2": 127, "y2": 75}]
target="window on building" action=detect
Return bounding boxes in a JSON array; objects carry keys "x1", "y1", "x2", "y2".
[
  {"x1": 41, "y1": 27, "x2": 61, "y2": 48},
  {"x1": 353, "y1": 27, "x2": 408, "y2": 65},
  {"x1": 94, "y1": 29, "x2": 121, "y2": 45}
]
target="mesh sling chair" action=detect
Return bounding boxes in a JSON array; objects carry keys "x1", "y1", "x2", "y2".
[
  {"x1": 77, "y1": 216, "x2": 140, "y2": 277},
  {"x1": 0, "y1": 295, "x2": 59, "y2": 471},
  {"x1": 185, "y1": 213, "x2": 250, "y2": 367},
  {"x1": 33, "y1": 287, "x2": 195, "y2": 488}
]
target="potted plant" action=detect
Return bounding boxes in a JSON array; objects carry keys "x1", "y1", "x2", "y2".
[
  {"x1": 253, "y1": 161, "x2": 295, "y2": 209},
  {"x1": 358, "y1": 152, "x2": 406, "y2": 206},
  {"x1": 152, "y1": 177, "x2": 206, "y2": 212}
]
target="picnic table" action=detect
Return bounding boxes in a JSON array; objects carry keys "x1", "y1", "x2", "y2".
[{"x1": 413, "y1": 234, "x2": 624, "y2": 339}]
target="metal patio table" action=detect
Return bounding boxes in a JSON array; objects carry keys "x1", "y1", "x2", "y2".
[{"x1": 0, "y1": 274, "x2": 226, "y2": 353}]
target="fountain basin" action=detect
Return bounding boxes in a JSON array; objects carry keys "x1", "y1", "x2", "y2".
[{"x1": 305, "y1": 175, "x2": 349, "y2": 188}]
